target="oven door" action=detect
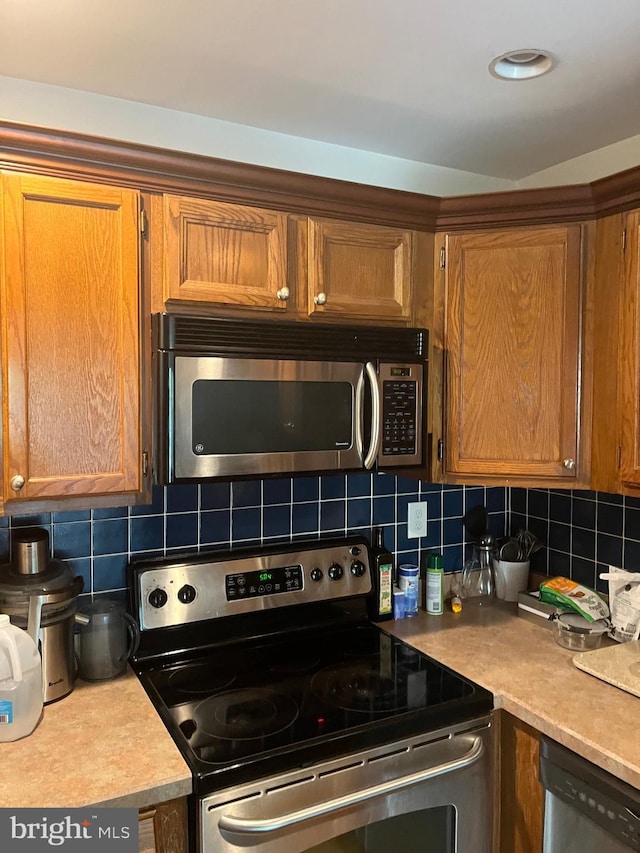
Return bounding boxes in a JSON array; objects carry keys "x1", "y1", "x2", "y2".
[
  {"x1": 165, "y1": 355, "x2": 369, "y2": 481},
  {"x1": 199, "y1": 718, "x2": 493, "y2": 853}
]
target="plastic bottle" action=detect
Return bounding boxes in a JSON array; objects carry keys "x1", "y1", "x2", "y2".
[
  {"x1": 399, "y1": 564, "x2": 420, "y2": 616},
  {"x1": 426, "y1": 554, "x2": 444, "y2": 615},
  {"x1": 0, "y1": 614, "x2": 43, "y2": 742},
  {"x1": 369, "y1": 527, "x2": 394, "y2": 621}
]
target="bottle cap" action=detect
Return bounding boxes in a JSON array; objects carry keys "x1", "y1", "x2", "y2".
[{"x1": 427, "y1": 554, "x2": 444, "y2": 569}]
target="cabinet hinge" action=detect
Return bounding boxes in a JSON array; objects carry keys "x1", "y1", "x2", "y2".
[
  {"x1": 622, "y1": 229, "x2": 627, "y2": 252},
  {"x1": 142, "y1": 450, "x2": 149, "y2": 477},
  {"x1": 439, "y1": 246, "x2": 446, "y2": 270},
  {"x1": 616, "y1": 445, "x2": 622, "y2": 470},
  {"x1": 140, "y1": 208, "x2": 148, "y2": 239},
  {"x1": 437, "y1": 438, "x2": 444, "y2": 462}
]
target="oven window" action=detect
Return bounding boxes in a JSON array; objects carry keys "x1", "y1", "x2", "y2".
[
  {"x1": 192, "y1": 380, "x2": 353, "y2": 454},
  {"x1": 306, "y1": 807, "x2": 455, "y2": 853}
]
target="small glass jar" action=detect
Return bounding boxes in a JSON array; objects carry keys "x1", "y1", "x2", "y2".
[{"x1": 398, "y1": 564, "x2": 419, "y2": 616}]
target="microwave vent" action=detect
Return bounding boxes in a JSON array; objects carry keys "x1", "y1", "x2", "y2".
[{"x1": 154, "y1": 314, "x2": 428, "y2": 361}]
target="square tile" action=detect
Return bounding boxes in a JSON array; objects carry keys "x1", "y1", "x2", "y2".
[
  {"x1": 320, "y1": 500, "x2": 345, "y2": 532},
  {"x1": 528, "y1": 489, "x2": 550, "y2": 519},
  {"x1": 232, "y1": 481, "x2": 261, "y2": 508},
  {"x1": 166, "y1": 484, "x2": 198, "y2": 513},
  {"x1": 263, "y1": 505, "x2": 291, "y2": 538},
  {"x1": 598, "y1": 502, "x2": 623, "y2": 537},
  {"x1": 200, "y1": 482, "x2": 231, "y2": 511},
  {"x1": 93, "y1": 519, "x2": 128, "y2": 556},
  {"x1": 292, "y1": 503, "x2": 319, "y2": 535},
  {"x1": 263, "y1": 478, "x2": 292, "y2": 505},
  {"x1": 443, "y1": 488, "x2": 463, "y2": 519},
  {"x1": 232, "y1": 507, "x2": 261, "y2": 541},
  {"x1": 93, "y1": 554, "x2": 127, "y2": 592},
  {"x1": 130, "y1": 485, "x2": 165, "y2": 515},
  {"x1": 347, "y1": 498, "x2": 371, "y2": 529},
  {"x1": 373, "y1": 474, "x2": 396, "y2": 495},
  {"x1": 293, "y1": 477, "x2": 319, "y2": 502},
  {"x1": 200, "y1": 510, "x2": 231, "y2": 547},
  {"x1": 372, "y1": 496, "x2": 394, "y2": 525},
  {"x1": 53, "y1": 521, "x2": 91, "y2": 560},
  {"x1": 321, "y1": 475, "x2": 346, "y2": 500},
  {"x1": 166, "y1": 512, "x2": 198, "y2": 549},
  {"x1": 130, "y1": 516, "x2": 164, "y2": 553},
  {"x1": 347, "y1": 473, "x2": 373, "y2": 498}
]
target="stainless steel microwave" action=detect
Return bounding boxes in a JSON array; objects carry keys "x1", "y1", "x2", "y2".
[{"x1": 152, "y1": 313, "x2": 428, "y2": 483}]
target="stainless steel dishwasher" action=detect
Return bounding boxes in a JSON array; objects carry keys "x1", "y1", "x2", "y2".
[{"x1": 540, "y1": 736, "x2": 640, "y2": 852}]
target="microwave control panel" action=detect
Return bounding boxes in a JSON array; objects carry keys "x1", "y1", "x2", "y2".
[{"x1": 381, "y1": 364, "x2": 421, "y2": 459}]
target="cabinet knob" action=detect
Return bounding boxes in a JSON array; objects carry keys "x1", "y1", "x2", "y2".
[
  {"x1": 563, "y1": 458, "x2": 576, "y2": 470},
  {"x1": 314, "y1": 292, "x2": 327, "y2": 306},
  {"x1": 10, "y1": 474, "x2": 25, "y2": 491},
  {"x1": 276, "y1": 286, "x2": 290, "y2": 302}
]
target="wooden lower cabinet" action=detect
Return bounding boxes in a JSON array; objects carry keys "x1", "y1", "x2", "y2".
[
  {"x1": 138, "y1": 797, "x2": 188, "y2": 853},
  {"x1": 496, "y1": 711, "x2": 543, "y2": 853}
]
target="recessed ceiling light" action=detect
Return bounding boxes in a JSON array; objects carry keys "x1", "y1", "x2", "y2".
[{"x1": 489, "y1": 49, "x2": 557, "y2": 80}]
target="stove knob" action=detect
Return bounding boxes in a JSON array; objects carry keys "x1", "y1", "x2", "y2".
[
  {"x1": 328, "y1": 563, "x2": 344, "y2": 581},
  {"x1": 350, "y1": 559, "x2": 366, "y2": 577},
  {"x1": 350, "y1": 546, "x2": 362, "y2": 556},
  {"x1": 148, "y1": 588, "x2": 168, "y2": 609},
  {"x1": 178, "y1": 584, "x2": 197, "y2": 604},
  {"x1": 310, "y1": 568, "x2": 323, "y2": 582}
]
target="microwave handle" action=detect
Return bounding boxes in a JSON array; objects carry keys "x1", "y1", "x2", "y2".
[
  {"x1": 363, "y1": 362, "x2": 381, "y2": 470},
  {"x1": 354, "y1": 369, "x2": 365, "y2": 464}
]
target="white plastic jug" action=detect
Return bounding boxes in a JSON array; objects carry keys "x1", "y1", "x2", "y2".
[{"x1": 0, "y1": 613, "x2": 43, "y2": 741}]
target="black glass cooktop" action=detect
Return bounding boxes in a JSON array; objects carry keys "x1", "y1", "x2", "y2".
[{"x1": 139, "y1": 624, "x2": 492, "y2": 794}]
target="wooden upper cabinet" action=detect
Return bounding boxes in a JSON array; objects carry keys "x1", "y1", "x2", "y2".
[
  {"x1": 443, "y1": 225, "x2": 584, "y2": 483},
  {"x1": 619, "y1": 210, "x2": 640, "y2": 490},
  {"x1": 1, "y1": 172, "x2": 142, "y2": 503},
  {"x1": 163, "y1": 195, "x2": 289, "y2": 310},
  {"x1": 306, "y1": 217, "x2": 413, "y2": 323}
]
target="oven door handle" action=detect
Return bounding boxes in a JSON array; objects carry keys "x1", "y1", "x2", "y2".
[
  {"x1": 217, "y1": 735, "x2": 483, "y2": 835},
  {"x1": 363, "y1": 361, "x2": 380, "y2": 470}
]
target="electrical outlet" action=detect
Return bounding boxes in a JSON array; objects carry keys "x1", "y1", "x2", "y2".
[{"x1": 407, "y1": 502, "x2": 428, "y2": 539}]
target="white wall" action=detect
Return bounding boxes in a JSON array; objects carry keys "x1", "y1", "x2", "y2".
[
  {"x1": 2, "y1": 76, "x2": 639, "y2": 196},
  {"x1": 517, "y1": 135, "x2": 640, "y2": 188},
  {"x1": 0, "y1": 75, "x2": 514, "y2": 197}
]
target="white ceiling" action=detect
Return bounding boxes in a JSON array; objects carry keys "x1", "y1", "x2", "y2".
[{"x1": 2, "y1": 0, "x2": 640, "y2": 181}]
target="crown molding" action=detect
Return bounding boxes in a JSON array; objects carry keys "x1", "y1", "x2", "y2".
[
  {"x1": 0, "y1": 121, "x2": 440, "y2": 230},
  {"x1": 2, "y1": 121, "x2": 640, "y2": 231}
]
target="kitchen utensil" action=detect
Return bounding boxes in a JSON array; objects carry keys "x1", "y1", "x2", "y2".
[
  {"x1": 0, "y1": 528, "x2": 84, "y2": 704},
  {"x1": 78, "y1": 598, "x2": 140, "y2": 681},
  {"x1": 463, "y1": 505, "x2": 488, "y2": 541},
  {"x1": 492, "y1": 558, "x2": 530, "y2": 601}
]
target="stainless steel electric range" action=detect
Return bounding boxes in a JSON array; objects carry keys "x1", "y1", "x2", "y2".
[{"x1": 128, "y1": 537, "x2": 495, "y2": 853}]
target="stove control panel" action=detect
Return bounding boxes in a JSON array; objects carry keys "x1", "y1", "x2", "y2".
[{"x1": 134, "y1": 538, "x2": 373, "y2": 630}]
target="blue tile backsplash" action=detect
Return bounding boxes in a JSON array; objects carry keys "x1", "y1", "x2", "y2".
[
  {"x1": 511, "y1": 488, "x2": 640, "y2": 593},
  {"x1": 0, "y1": 475, "x2": 509, "y2": 596}
]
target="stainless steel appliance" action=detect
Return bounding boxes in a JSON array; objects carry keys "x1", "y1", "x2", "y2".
[
  {"x1": 129, "y1": 537, "x2": 494, "y2": 853},
  {"x1": 540, "y1": 736, "x2": 640, "y2": 852},
  {"x1": 152, "y1": 313, "x2": 427, "y2": 483},
  {"x1": 0, "y1": 528, "x2": 84, "y2": 703}
]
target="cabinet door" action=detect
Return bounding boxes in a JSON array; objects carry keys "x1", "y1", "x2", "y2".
[
  {"x1": 163, "y1": 195, "x2": 289, "y2": 310},
  {"x1": 1, "y1": 172, "x2": 141, "y2": 502},
  {"x1": 307, "y1": 217, "x2": 413, "y2": 322},
  {"x1": 620, "y1": 210, "x2": 640, "y2": 489},
  {"x1": 444, "y1": 226, "x2": 582, "y2": 482}
]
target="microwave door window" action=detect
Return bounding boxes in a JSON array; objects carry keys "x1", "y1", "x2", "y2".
[{"x1": 192, "y1": 380, "x2": 353, "y2": 454}]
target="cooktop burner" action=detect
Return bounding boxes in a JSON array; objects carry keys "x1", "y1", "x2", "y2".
[{"x1": 128, "y1": 537, "x2": 493, "y2": 795}]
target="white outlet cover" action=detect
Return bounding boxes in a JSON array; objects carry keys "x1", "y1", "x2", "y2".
[{"x1": 407, "y1": 502, "x2": 428, "y2": 539}]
